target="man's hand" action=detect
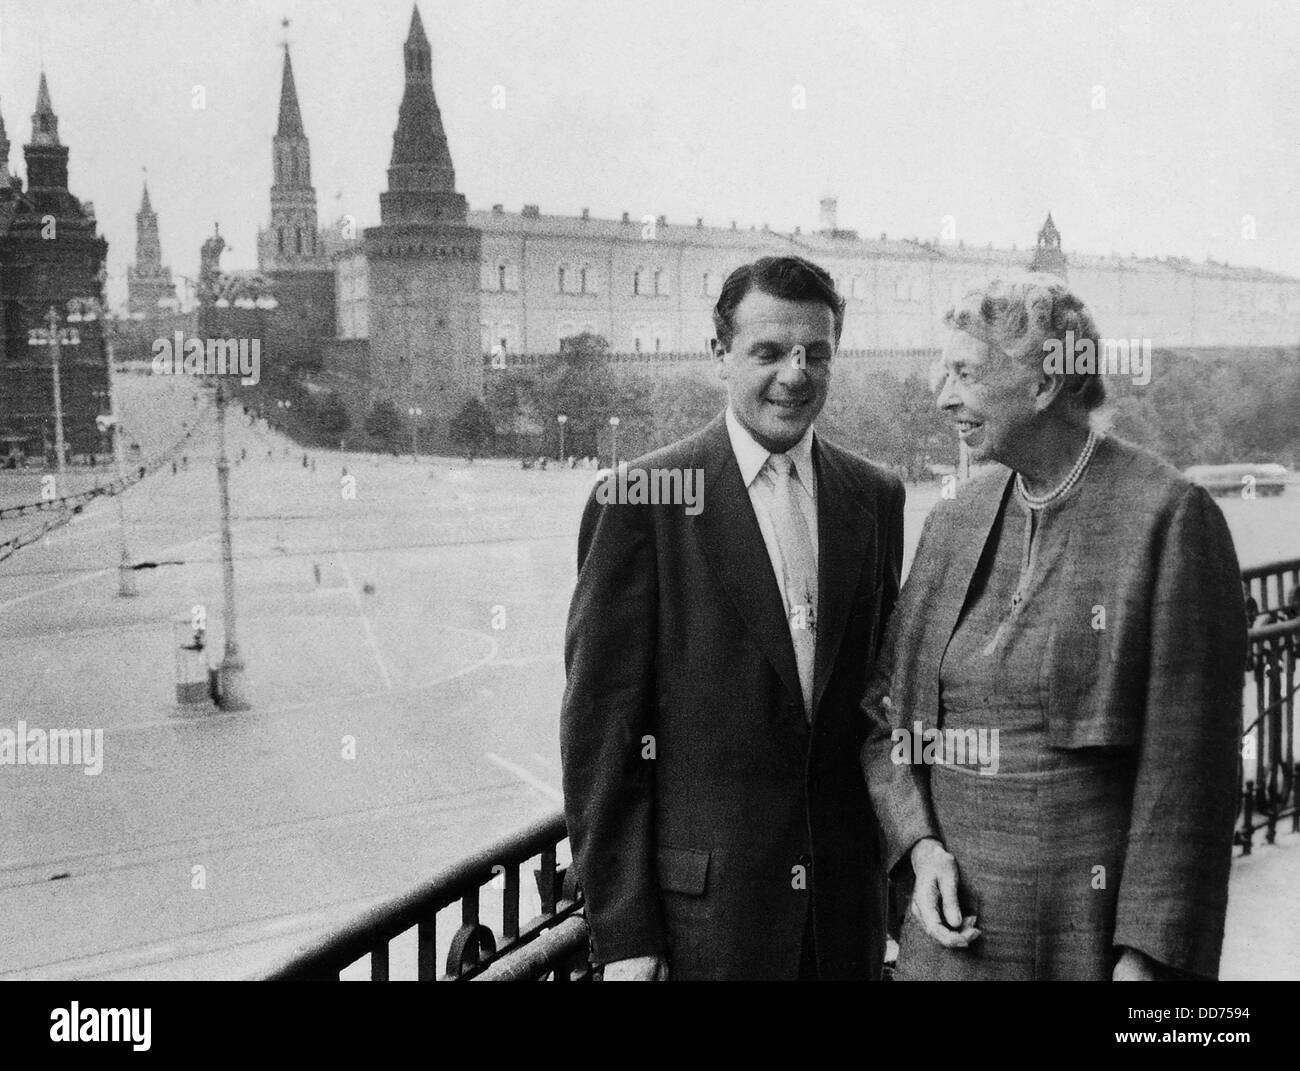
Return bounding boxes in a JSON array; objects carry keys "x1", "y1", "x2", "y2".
[
  {"x1": 909, "y1": 837, "x2": 980, "y2": 949},
  {"x1": 601, "y1": 954, "x2": 669, "y2": 981},
  {"x1": 1113, "y1": 947, "x2": 1160, "y2": 981}
]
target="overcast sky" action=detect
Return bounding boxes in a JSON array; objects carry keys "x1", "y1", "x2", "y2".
[{"x1": 1, "y1": 0, "x2": 1296, "y2": 306}]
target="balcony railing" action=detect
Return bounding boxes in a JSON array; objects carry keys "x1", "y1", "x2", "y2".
[
  {"x1": 266, "y1": 557, "x2": 1300, "y2": 981},
  {"x1": 263, "y1": 812, "x2": 591, "y2": 981}
]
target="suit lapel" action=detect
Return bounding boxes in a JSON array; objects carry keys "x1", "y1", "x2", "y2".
[
  {"x1": 809, "y1": 439, "x2": 874, "y2": 720},
  {"x1": 692, "y1": 414, "x2": 804, "y2": 717}
]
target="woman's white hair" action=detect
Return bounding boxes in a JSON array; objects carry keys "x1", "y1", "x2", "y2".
[{"x1": 943, "y1": 273, "x2": 1107, "y2": 412}]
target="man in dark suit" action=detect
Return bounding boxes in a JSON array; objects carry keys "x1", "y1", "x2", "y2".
[{"x1": 560, "y1": 256, "x2": 905, "y2": 980}]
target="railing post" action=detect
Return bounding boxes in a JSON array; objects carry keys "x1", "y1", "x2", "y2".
[{"x1": 1241, "y1": 779, "x2": 1255, "y2": 855}]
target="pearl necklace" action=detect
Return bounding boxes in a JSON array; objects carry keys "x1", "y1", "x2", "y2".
[{"x1": 1016, "y1": 430, "x2": 1101, "y2": 510}]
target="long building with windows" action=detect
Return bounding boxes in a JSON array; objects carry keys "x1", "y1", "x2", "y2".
[{"x1": 267, "y1": 5, "x2": 1300, "y2": 443}]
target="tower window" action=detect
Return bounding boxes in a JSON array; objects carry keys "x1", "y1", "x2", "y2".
[
  {"x1": 295, "y1": 228, "x2": 303, "y2": 254},
  {"x1": 277, "y1": 228, "x2": 284, "y2": 252},
  {"x1": 633, "y1": 270, "x2": 641, "y2": 296},
  {"x1": 557, "y1": 266, "x2": 566, "y2": 293},
  {"x1": 498, "y1": 264, "x2": 507, "y2": 292},
  {"x1": 653, "y1": 269, "x2": 663, "y2": 296},
  {"x1": 579, "y1": 267, "x2": 588, "y2": 294}
]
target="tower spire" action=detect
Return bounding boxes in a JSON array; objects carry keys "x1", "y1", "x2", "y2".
[
  {"x1": 128, "y1": 171, "x2": 176, "y2": 316},
  {"x1": 381, "y1": 3, "x2": 463, "y2": 223},
  {"x1": 31, "y1": 70, "x2": 59, "y2": 147},
  {"x1": 259, "y1": 28, "x2": 325, "y2": 271},
  {"x1": 25, "y1": 71, "x2": 69, "y2": 191},
  {"x1": 277, "y1": 44, "x2": 305, "y2": 138}
]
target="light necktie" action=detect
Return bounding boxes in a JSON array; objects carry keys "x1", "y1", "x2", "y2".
[{"x1": 764, "y1": 452, "x2": 817, "y2": 719}]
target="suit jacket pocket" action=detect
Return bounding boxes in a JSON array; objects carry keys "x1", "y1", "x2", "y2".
[{"x1": 656, "y1": 844, "x2": 711, "y2": 896}]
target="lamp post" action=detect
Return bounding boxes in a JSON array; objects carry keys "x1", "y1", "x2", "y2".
[
  {"x1": 94, "y1": 350, "x2": 138, "y2": 597},
  {"x1": 557, "y1": 413, "x2": 567, "y2": 462},
  {"x1": 609, "y1": 415, "x2": 620, "y2": 469},
  {"x1": 26, "y1": 306, "x2": 79, "y2": 485},
  {"x1": 407, "y1": 406, "x2": 423, "y2": 460},
  {"x1": 213, "y1": 378, "x2": 249, "y2": 709}
]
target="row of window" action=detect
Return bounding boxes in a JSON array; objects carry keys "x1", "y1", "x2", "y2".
[
  {"x1": 481, "y1": 261, "x2": 958, "y2": 303},
  {"x1": 482, "y1": 322, "x2": 675, "y2": 354}
]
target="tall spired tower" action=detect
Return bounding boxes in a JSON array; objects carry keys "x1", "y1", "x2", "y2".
[
  {"x1": 0, "y1": 72, "x2": 109, "y2": 458},
  {"x1": 257, "y1": 43, "x2": 328, "y2": 271},
  {"x1": 364, "y1": 4, "x2": 482, "y2": 446},
  {"x1": 127, "y1": 180, "x2": 177, "y2": 315},
  {"x1": 1028, "y1": 212, "x2": 1068, "y2": 280}
]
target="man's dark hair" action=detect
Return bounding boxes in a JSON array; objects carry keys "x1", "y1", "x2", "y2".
[{"x1": 712, "y1": 256, "x2": 846, "y2": 351}]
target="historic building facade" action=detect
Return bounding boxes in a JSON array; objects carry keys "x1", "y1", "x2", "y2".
[
  {"x1": 267, "y1": 5, "x2": 1300, "y2": 436},
  {"x1": 0, "y1": 74, "x2": 111, "y2": 464}
]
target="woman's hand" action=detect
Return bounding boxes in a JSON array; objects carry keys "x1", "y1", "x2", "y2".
[
  {"x1": 1112, "y1": 947, "x2": 1160, "y2": 981},
  {"x1": 909, "y1": 837, "x2": 981, "y2": 948}
]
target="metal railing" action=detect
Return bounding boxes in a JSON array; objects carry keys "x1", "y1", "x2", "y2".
[
  {"x1": 1242, "y1": 556, "x2": 1300, "y2": 624},
  {"x1": 263, "y1": 812, "x2": 591, "y2": 981},
  {"x1": 1238, "y1": 557, "x2": 1300, "y2": 852},
  {"x1": 266, "y1": 558, "x2": 1300, "y2": 980}
]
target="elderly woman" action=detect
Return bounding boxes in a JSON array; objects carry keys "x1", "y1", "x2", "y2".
[{"x1": 862, "y1": 275, "x2": 1246, "y2": 980}]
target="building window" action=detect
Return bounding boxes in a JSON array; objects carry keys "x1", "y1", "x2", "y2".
[
  {"x1": 277, "y1": 228, "x2": 284, "y2": 252},
  {"x1": 579, "y1": 266, "x2": 588, "y2": 294},
  {"x1": 498, "y1": 264, "x2": 507, "y2": 292},
  {"x1": 295, "y1": 228, "x2": 303, "y2": 254},
  {"x1": 557, "y1": 265, "x2": 567, "y2": 293},
  {"x1": 653, "y1": 268, "x2": 665, "y2": 296},
  {"x1": 633, "y1": 269, "x2": 642, "y2": 296}
]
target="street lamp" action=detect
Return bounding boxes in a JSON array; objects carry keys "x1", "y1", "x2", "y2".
[
  {"x1": 407, "y1": 406, "x2": 423, "y2": 460},
  {"x1": 609, "y1": 415, "x2": 620, "y2": 469},
  {"x1": 557, "y1": 413, "x2": 568, "y2": 461},
  {"x1": 213, "y1": 377, "x2": 249, "y2": 710},
  {"x1": 27, "y1": 306, "x2": 81, "y2": 485},
  {"x1": 94, "y1": 347, "x2": 137, "y2": 598}
]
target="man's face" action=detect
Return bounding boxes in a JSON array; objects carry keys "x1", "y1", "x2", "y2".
[
  {"x1": 933, "y1": 329, "x2": 1040, "y2": 465},
  {"x1": 714, "y1": 290, "x2": 835, "y2": 452}
]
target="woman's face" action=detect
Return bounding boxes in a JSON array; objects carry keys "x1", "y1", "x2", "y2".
[{"x1": 933, "y1": 330, "x2": 1041, "y2": 466}]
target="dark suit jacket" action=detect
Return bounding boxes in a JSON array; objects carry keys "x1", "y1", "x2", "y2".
[
  {"x1": 861, "y1": 436, "x2": 1245, "y2": 978},
  {"x1": 561, "y1": 412, "x2": 905, "y2": 979}
]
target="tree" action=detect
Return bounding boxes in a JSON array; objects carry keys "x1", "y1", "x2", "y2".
[
  {"x1": 363, "y1": 399, "x2": 403, "y2": 454},
  {"x1": 311, "y1": 391, "x2": 351, "y2": 445},
  {"x1": 450, "y1": 396, "x2": 495, "y2": 460},
  {"x1": 541, "y1": 332, "x2": 617, "y2": 456}
]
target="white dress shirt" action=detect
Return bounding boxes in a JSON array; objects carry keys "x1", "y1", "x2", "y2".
[{"x1": 724, "y1": 406, "x2": 819, "y2": 613}]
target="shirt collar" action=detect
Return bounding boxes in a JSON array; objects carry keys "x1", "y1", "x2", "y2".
[{"x1": 725, "y1": 406, "x2": 817, "y2": 492}]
